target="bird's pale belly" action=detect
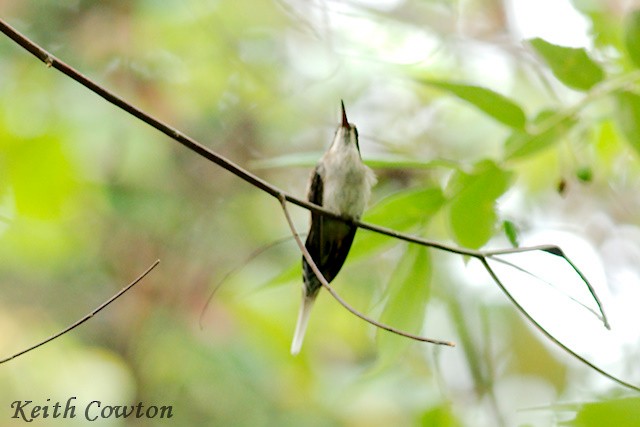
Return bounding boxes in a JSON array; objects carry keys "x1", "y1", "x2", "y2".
[{"x1": 323, "y1": 168, "x2": 369, "y2": 218}]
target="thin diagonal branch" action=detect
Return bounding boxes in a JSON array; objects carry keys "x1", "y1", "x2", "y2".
[
  {"x1": 486, "y1": 245, "x2": 609, "y2": 329},
  {"x1": 0, "y1": 17, "x2": 608, "y2": 325},
  {"x1": 0, "y1": 18, "x2": 623, "y2": 387},
  {"x1": 0, "y1": 18, "x2": 607, "y2": 328},
  {"x1": 0, "y1": 260, "x2": 160, "y2": 364},
  {"x1": 0, "y1": 18, "x2": 486, "y2": 260},
  {"x1": 278, "y1": 194, "x2": 455, "y2": 347},
  {"x1": 487, "y1": 255, "x2": 603, "y2": 323},
  {"x1": 0, "y1": 19, "x2": 605, "y2": 316},
  {"x1": 479, "y1": 257, "x2": 640, "y2": 392},
  {"x1": 199, "y1": 235, "x2": 295, "y2": 329}
]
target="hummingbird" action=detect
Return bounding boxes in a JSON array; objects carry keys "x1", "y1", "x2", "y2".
[{"x1": 291, "y1": 101, "x2": 377, "y2": 355}]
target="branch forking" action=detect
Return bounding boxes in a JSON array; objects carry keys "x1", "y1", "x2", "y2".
[{"x1": 1, "y1": 18, "x2": 636, "y2": 391}]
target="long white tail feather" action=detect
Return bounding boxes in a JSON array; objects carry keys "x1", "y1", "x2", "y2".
[{"x1": 291, "y1": 294, "x2": 316, "y2": 355}]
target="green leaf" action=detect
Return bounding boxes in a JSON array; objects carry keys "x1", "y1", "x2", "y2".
[
  {"x1": 418, "y1": 79, "x2": 527, "y2": 129},
  {"x1": 529, "y1": 38, "x2": 605, "y2": 91},
  {"x1": 576, "y1": 166, "x2": 593, "y2": 182},
  {"x1": 419, "y1": 405, "x2": 462, "y2": 427},
  {"x1": 584, "y1": 9, "x2": 625, "y2": 50},
  {"x1": 564, "y1": 397, "x2": 640, "y2": 427},
  {"x1": 350, "y1": 187, "x2": 446, "y2": 259},
  {"x1": 616, "y1": 90, "x2": 640, "y2": 155},
  {"x1": 376, "y1": 245, "x2": 431, "y2": 364},
  {"x1": 363, "y1": 157, "x2": 458, "y2": 171},
  {"x1": 447, "y1": 160, "x2": 513, "y2": 249},
  {"x1": 253, "y1": 154, "x2": 457, "y2": 171},
  {"x1": 500, "y1": 307, "x2": 567, "y2": 390},
  {"x1": 594, "y1": 120, "x2": 625, "y2": 175},
  {"x1": 250, "y1": 152, "x2": 319, "y2": 169},
  {"x1": 260, "y1": 261, "x2": 300, "y2": 289},
  {"x1": 502, "y1": 220, "x2": 519, "y2": 247},
  {"x1": 624, "y1": 10, "x2": 640, "y2": 68},
  {"x1": 364, "y1": 187, "x2": 445, "y2": 229},
  {"x1": 6, "y1": 135, "x2": 77, "y2": 219},
  {"x1": 505, "y1": 109, "x2": 576, "y2": 160}
]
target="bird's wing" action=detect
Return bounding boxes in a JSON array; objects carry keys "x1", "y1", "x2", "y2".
[
  {"x1": 303, "y1": 163, "x2": 357, "y2": 291},
  {"x1": 307, "y1": 164, "x2": 324, "y2": 207},
  {"x1": 306, "y1": 163, "x2": 324, "y2": 261}
]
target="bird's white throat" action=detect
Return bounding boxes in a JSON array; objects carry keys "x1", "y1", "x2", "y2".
[{"x1": 320, "y1": 139, "x2": 376, "y2": 219}]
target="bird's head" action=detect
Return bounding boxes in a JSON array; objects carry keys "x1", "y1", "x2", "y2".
[{"x1": 331, "y1": 100, "x2": 361, "y2": 156}]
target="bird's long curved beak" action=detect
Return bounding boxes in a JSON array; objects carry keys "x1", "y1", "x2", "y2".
[{"x1": 341, "y1": 100, "x2": 349, "y2": 128}]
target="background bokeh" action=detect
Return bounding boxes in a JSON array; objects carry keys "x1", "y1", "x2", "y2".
[{"x1": 1, "y1": 0, "x2": 640, "y2": 426}]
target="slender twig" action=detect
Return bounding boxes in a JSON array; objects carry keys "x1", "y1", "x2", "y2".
[
  {"x1": 488, "y1": 255, "x2": 603, "y2": 323},
  {"x1": 278, "y1": 194, "x2": 455, "y2": 347},
  {"x1": 479, "y1": 257, "x2": 640, "y2": 392},
  {"x1": 199, "y1": 235, "x2": 295, "y2": 329},
  {"x1": 527, "y1": 70, "x2": 640, "y2": 136},
  {"x1": 0, "y1": 19, "x2": 606, "y2": 322},
  {"x1": 486, "y1": 245, "x2": 609, "y2": 330},
  {"x1": 0, "y1": 18, "x2": 629, "y2": 388},
  {"x1": 0, "y1": 17, "x2": 609, "y2": 327},
  {"x1": 0, "y1": 260, "x2": 160, "y2": 364},
  {"x1": 0, "y1": 19, "x2": 532, "y2": 260}
]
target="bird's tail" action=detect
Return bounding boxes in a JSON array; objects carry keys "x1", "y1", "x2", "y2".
[{"x1": 290, "y1": 293, "x2": 316, "y2": 355}]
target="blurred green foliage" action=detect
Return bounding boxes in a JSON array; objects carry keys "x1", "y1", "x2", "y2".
[
  {"x1": 1, "y1": 1, "x2": 640, "y2": 426},
  {"x1": 560, "y1": 397, "x2": 640, "y2": 427},
  {"x1": 528, "y1": 38, "x2": 604, "y2": 91}
]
